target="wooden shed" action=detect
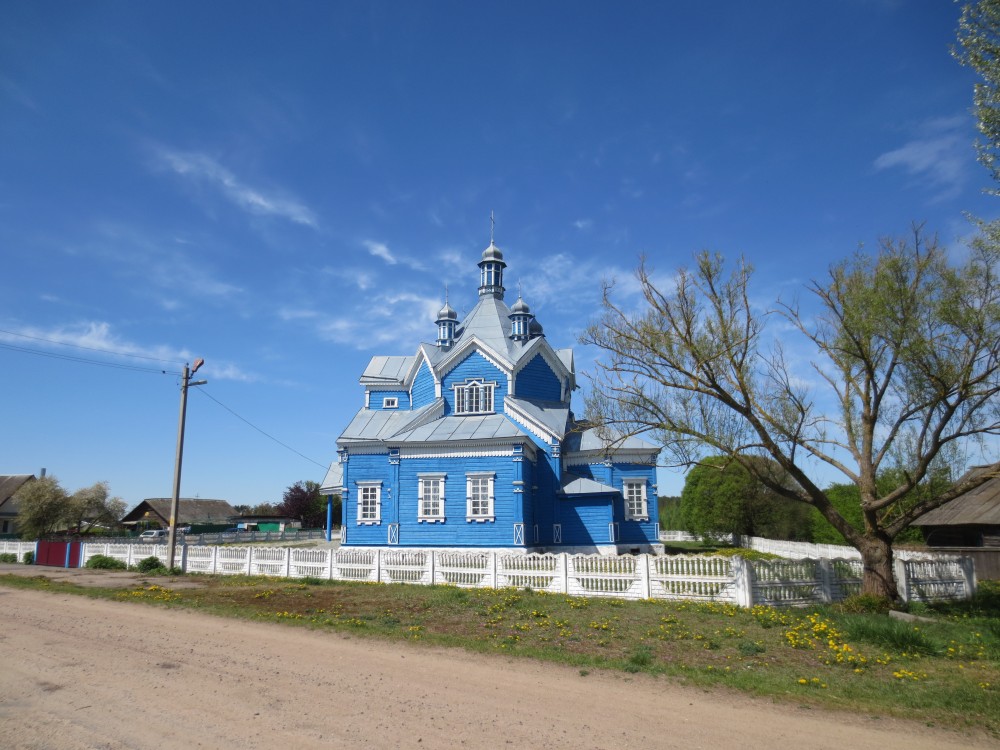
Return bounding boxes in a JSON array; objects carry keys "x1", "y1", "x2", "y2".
[{"x1": 913, "y1": 465, "x2": 1000, "y2": 547}]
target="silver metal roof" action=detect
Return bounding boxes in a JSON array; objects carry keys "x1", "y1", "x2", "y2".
[
  {"x1": 563, "y1": 427, "x2": 659, "y2": 453},
  {"x1": 506, "y1": 396, "x2": 571, "y2": 439},
  {"x1": 560, "y1": 473, "x2": 619, "y2": 496},
  {"x1": 319, "y1": 461, "x2": 343, "y2": 494},
  {"x1": 391, "y1": 414, "x2": 530, "y2": 444},
  {"x1": 360, "y1": 355, "x2": 415, "y2": 385}
]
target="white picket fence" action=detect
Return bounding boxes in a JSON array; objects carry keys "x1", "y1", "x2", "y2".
[{"x1": 53, "y1": 541, "x2": 975, "y2": 607}]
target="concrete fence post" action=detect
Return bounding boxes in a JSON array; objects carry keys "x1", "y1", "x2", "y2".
[
  {"x1": 817, "y1": 558, "x2": 833, "y2": 604},
  {"x1": 732, "y1": 555, "x2": 754, "y2": 608},
  {"x1": 960, "y1": 556, "x2": 977, "y2": 600},
  {"x1": 640, "y1": 554, "x2": 652, "y2": 599},
  {"x1": 893, "y1": 558, "x2": 910, "y2": 604}
]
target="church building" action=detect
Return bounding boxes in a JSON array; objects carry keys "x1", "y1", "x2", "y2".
[{"x1": 321, "y1": 237, "x2": 661, "y2": 553}]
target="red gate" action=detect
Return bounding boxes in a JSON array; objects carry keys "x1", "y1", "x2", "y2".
[{"x1": 35, "y1": 540, "x2": 82, "y2": 567}]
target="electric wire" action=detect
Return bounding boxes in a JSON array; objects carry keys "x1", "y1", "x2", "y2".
[
  {"x1": 0, "y1": 341, "x2": 179, "y2": 375},
  {"x1": 194, "y1": 387, "x2": 329, "y2": 470},
  {"x1": 0, "y1": 328, "x2": 187, "y2": 364}
]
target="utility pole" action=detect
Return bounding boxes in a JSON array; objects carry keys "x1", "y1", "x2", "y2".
[{"x1": 167, "y1": 358, "x2": 206, "y2": 570}]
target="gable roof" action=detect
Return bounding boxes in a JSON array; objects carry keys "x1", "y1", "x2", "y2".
[
  {"x1": 121, "y1": 498, "x2": 238, "y2": 525},
  {"x1": 913, "y1": 466, "x2": 1000, "y2": 526},
  {"x1": 0, "y1": 474, "x2": 35, "y2": 515}
]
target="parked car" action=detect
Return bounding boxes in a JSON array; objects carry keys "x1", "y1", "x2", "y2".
[{"x1": 138, "y1": 529, "x2": 169, "y2": 542}]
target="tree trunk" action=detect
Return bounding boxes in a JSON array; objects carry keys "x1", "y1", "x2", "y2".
[{"x1": 857, "y1": 533, "x2": 898, "y2": 601}]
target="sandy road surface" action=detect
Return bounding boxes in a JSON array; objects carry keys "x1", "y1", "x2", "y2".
[{"x1": 0, "y1": 585, "x2": 995, "y2": 750}]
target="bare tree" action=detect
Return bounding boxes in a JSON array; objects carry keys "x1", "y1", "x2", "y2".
[{"x1": 583, "y1": 228, "x2": 1000, "y2": 600}]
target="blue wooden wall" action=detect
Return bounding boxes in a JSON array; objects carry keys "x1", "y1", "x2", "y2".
[
  {"x1": 515, "y1": 354, "x2": 562, "y2": 401},
  {"x1": 411, "y1": 361, "x2": 436, "y2": 408}
]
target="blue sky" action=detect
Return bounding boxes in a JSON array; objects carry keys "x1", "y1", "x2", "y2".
[{"x1": 1, "y1": 1, "x2": 995, "y2": 510}]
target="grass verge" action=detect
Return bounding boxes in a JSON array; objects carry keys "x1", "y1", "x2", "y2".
[{"x1": 2, "y1": 573, "x2": 997, "y2": 735}]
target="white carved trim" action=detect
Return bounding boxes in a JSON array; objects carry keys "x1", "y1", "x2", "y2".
[{"x1": 503, "y1": 396, "x2": 562, "y2": 444}]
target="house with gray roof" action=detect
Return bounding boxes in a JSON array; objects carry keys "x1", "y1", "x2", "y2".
[
  {"x1": 0, "y1": 474, "x2": 36, "y2": 535},
  {"x1": 321, "y1": 238, "x2": 662, "y2": 553}
]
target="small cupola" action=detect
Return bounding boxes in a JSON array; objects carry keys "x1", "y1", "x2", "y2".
[
  {"x1": 478, "y1": 242, "x2": 506, "y2": 299},
  {"x1": 436, "y1": 297, "x2": 458, "y2": 348},
  {"x1": 509, "y1": 295, "x2": 533, "y2": 341}
]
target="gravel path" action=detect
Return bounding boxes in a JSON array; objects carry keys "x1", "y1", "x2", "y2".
[{"x1": 0, "y1": 579, "x2": 996, "y2": 749}]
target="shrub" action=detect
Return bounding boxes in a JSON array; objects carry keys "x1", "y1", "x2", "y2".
[
  {"x1": 136, "y1": 556, "x2": 168, "y2": 574},
  {"x1": 85, "y1": 554, "x2": 128, "y2": 570},
  {"x1": 835, "y1": 593, "x2": 892, "y2": 615},
  {"x1": 0, "y1": 553, "x2": 17, "y2": 563},
  {"x1": 23, "y1": 550, "x2": 34, "y2": 565}
]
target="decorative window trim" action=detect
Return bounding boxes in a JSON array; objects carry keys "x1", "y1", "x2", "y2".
[
  {"x1": 466, "y1": 471, "x2": 495, "y2": 522},
  {"x1": 356, "y1": 481, "x2": 382, "y2": 525},
  {"x1": 453, "y1": 378, "x2": 497, "y2": 415},
  {"x1": 417, "y1": 473, "x2": 446, "y2": 523},
  {"x1": 383, "y1": 397, "x2": 399, "y2": 409},
  {"x1": 623, "y1": 480, "x2": 649, "y2": 521}
]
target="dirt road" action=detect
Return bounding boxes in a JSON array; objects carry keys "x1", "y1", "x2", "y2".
[{"x1": 0, "y1": 585, "x2": 995, "y2": 750}]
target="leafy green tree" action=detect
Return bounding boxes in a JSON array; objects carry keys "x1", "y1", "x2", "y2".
[
  {"x1": 680, "y1": 456, "x2": 812, "y2": 540},
  {"x1": 955, "y1": 0, "x2": 1000, "y2": 190},
  {"x1": 658, "y1": 496, "x2": 682, "y2": 530},
  {"x1": 583, "y1": 231, "x2": 1000, "y2": 601},
  {"x1": 13, "y1": 475, "x2": 69, "y2": 539},
  {"x1": 64, "y1": 481, "x2": 127, "y2": 534},
  {"x1": 250, "y1": 502, "x2": 279, "y2": 515},
  {"x1": 278, "y1": 480, "x2": 326, "y2": 528}
]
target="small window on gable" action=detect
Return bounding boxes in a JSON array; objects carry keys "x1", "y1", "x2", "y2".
[
  {"x1": 383, "y1": 397, "x2": 399, "y2": 409},
  {"x1": 623, "y1": 480, "x2": 648, "y2": 521},
  {"x1": 454, "y1": 378, "x2": 496, "y2": 415}
]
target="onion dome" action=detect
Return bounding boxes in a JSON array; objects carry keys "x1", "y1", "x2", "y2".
[{"x1": 437, "y1": 300, "x2": 458, "y2": 321}]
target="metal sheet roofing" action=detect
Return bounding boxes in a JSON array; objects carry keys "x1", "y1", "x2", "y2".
[
  {"x1": 506, "y1": 396, "x2": 571, "y2": 439},
  {"x1": 392, "y1": 414, "x2": 529, "y2": 443},
  {"x1": 563, "y1": 427, "x2": 659, "y2": 453},
  {"x1": 560, "y1": 473, "x2": 619, "y2": 496},
  {"x1": 360, "y1": 355, "x2": 415, "y2": 384}
]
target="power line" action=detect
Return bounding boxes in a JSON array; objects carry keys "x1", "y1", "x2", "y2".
[
  {"x1": 0, "y1": 341, "x2": 179, "y2": 375},
  {"x1": 194, "y1": 387, "x2": 329, "y2": 470},
  {"x1": 0, "y1": 328, "x2": 187, "y2": 364}
]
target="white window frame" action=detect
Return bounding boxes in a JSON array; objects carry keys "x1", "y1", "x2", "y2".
[
  {"x1": 466, "y1": 472, "x2": 495, "y2": 522},
  {"x1": 623, "y1": 480, "x2": 649, "y2": 521},
  {"x1": 417, "y1": 473, "x2": 446, "y2": 523},
  {"x1": 356, "y1": 481, "x2": 382, "y2": 525},
  {"x1": 383, "y1": 396, "x2": 399, "y2": 409},
  {"x1": 453, "y1": 378, "x2": 496, "y2": 415}
]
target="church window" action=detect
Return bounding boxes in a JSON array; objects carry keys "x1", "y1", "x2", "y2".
[
  {"x1": 466, "y1": 472, "x2": 495, "y2": 521},
  {"x1": 623, "y1": 480, "x2": 648, "y2": 520},
  {"x1": 357, "y1": 482, "x2": 382, "y2": 524},
  {"x1": 383, "y1": 397, "x2": 398, "y2": 409},
  {"x1": 418, "y1": 474, "x2": 446, "y2": 522},
  {"x1": 454, "y1": 378, "x2": 496, "y2": 415}
]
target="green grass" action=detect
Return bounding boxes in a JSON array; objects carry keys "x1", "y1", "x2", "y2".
[{"x1": 2, "y1": 572, "x2": 997, "y2": 735}]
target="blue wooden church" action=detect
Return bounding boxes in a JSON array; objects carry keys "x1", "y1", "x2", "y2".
[{"x1": 321, "y1": 239, "x2": 661, "y2": 553}]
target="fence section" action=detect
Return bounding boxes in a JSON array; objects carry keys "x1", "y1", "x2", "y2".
[{"x1": 4, "y1": 539, "x2": 978, "y2": 608}]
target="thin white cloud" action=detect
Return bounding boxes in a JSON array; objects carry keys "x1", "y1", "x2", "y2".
[
  {"x1": 874, "y1": 116, "x2": 970, "y2": 200},
  {"x1": 363, "y1": 240, "x2": 397, "y2": 265},
  {"x1": 0, "y1": 321, "x2": 191, "y2": 364},
  {"x1": 361, "y1": 239, "x2": 425, "y2": 271},
  {"x1": 573, "y1": 219, "x2": 594, "y2": 231},
  {"x1": 155, "y1": 148, "x2": 318, "y2": 228},
  {"x1": 296, "y1": 291, "x2": 442, "y2": 351}
]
